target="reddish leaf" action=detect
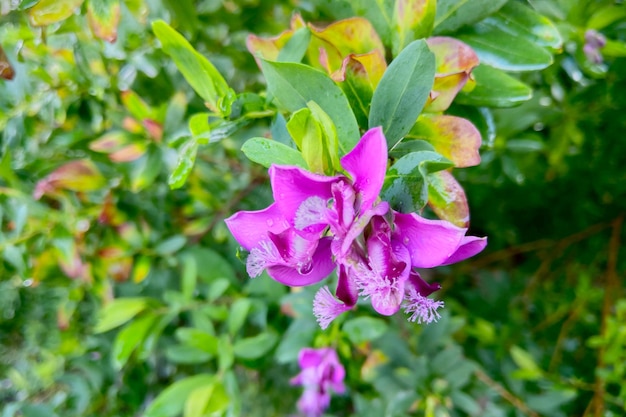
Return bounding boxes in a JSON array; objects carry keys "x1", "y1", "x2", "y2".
[
  {"x1": 246, "y1": 14, "x2": 305, "y2": 66},
  {"x1": 142, "y1": 119, "x2": 163, "y2": 142},
  {"x1": 34, "y1": 159, "x2": 106, "y2": 199},
  {"x1": 410, "y1": 114, "x2": 482, "y2": 168},
  {"x1": 87, "y1": 0, "x2": 121, "y2": 43},
  {"x1": 427, "y1": 170, "x2": 469, "y2": 227},
  {"x1": 109, "y1": 144, "x2": 147, "y2": 162},
  {"x1": 425, "y1": 37, "x2": 479, "y2": 112},
  {"x1": 0, "y1": 45, "x2": 15, "y2": 80},
  {"x1": 90, "y1": 131, "x2": 132, "y2": 153}
]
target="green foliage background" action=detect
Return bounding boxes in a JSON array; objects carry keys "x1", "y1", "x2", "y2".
[{"x1": 1, "y1": 0, "x2": 625, "y2": 416}]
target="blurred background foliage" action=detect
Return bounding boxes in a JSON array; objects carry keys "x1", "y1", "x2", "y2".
[{"x1": 0, "y1": 0, "x2": 625, "y2": 416}]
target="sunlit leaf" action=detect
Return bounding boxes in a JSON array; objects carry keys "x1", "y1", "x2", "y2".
[
  {"x1": 94, "y1": 297, "x2": 149, "y2": 333},
  {"x1": 307, "y1": 17, "x2": 385, "y2": 74},
  {"x1": 27, "y1": 0, "x2": 84, "y2": 26},
  {"x1": 152, "y1": 20, "x2": 234, "y2": 116},
  {"x1": 112, "y1": 313, "x2": 157, "y2": 370},
  {"x1": 144, "y1": 375, "x2": 215, "y2": 417},
  {"x1": 168, "y1": 139, "x2": 197, "y2": 189}
]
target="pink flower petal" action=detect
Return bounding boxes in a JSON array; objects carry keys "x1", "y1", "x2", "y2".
[
  {"x1": 441, "y1": 235, "x2": 487, "y2": 265},
  {"x1": 224, "y1": 203, "x2": 290, "y2": 250},
  {"x1": 267, "y1": 238, "x2": 335, "y2": 286},
  {"x1": 393, "y1": 212, "x2": 467, "y2": 268},
  {"x1": 340, "y1": 127, "x2": 387, "y2": 213},
  {"x1": 269, "y1": 165, "x2": 341, "y2": 224}
]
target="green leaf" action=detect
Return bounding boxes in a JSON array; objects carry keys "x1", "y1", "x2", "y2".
[
  {"x1": 154, "y1": 235, "x2": 187, "y2": 255},
  {"x1": 276, "y1": 27, "x2": 311, "y2": 63},
  {"x1": 306, "y1": 101, "x2": 342, "y2": 174},
  {"x1": 455, "y1": 64, "x2": 532, "y2": 107},
  {"x1": 87, "y1": 0, "x2": 121, "y2": 43},
  {"x1": 351, "y1": 0, "x2": 394, "y2": 45},
  {"x1": 433, "y1": 0, "x2": 507, "y2": 34},
  {"x1": 457, "y1": 23, "x2": 553, "y2": 71},
  {"x1": 227, "y1": 298, "x2": 252, "y2": 336},
  {"x1": 369, "y1": 39, "x2": 435, "y2": 150},
  {"x1": 94, "y1": 297, "x2": 149, "y2": 333},
  {"x1": 130, "y1": 148, "x2": 162, "y2": 192},
  {"x1": 111, "y1": 313, "x2": 157, "y2": 370},
  {"x1": 510, "y1": 345, "x2": 543, "y2": 380},
  {"x1": 343, "y1": 317, "x2": 388, "y2": 344},
  {"x1": 152, "y1": 20, "x2": 233, "y2": 116},
  {"x1": 180, "y1": 253, "x2": 197, "y2": 300},
  {"x1": 165, "y1": 345, "x2": 212, "y2": 364},
  {"x1": 241, "y1": 137, "x2": 307, "y2": 169},
  {"x1": 27, "y1": 0, "x2": 84, "y2": 26},
  {"x1": 176, "y1": 328, "x2": 219, "y2": 354},
  {"x1": 588, "y1": 5, "x2": 626, "y2": 31},
  {"x1": 391, "y1": 0, "x2": 436, "y2": 56},
  {"x1": 184, "y1": 382, "x2": 230, "y2": 417},
  {"x1": 427, "y1": 170, "x2": 469, "y2": 228},
  {"x1": 286, "y1": 108, "x2": 324, "y2": 172},
  {"x1": 144, "y1": 375, "x2": 215, "y2": 417},
  {"x1": 487, "y1": 1, "x2": 562, "y2": 50},
  {"x1": 233, "y1": 331, "x2": 278, "y2": 360},
  {"x1": 381, "y1": 151, "x2": 453, "y2": 213},
  {"x1": 168, "y1": 138, "x2": 198, "y2": 189},
  {"x1": 260, "y1": 60, "x2": 360, "y2": 154}
]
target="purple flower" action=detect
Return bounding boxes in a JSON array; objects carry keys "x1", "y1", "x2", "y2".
[
  {"x1": 583, "y1": 29, "x2": 607, "y2": 65},
  {"x1": 226, "y1": 126, "x2": 487, "y2": 329},
  {"x1": 290, "y1": 347, "x2": 345, "y2": 417}
]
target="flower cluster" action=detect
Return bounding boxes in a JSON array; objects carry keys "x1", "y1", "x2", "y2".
[
  {"x1": 225, "y1": 127, "x2": 486, "y2": 328},
  {"x1": 290, "y1": 347, "x2": 345, "y2": 417}
]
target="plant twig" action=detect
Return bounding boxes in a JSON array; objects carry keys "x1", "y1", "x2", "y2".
[
  {"x1": 475, "y1": 369, "x2": 539, "y2": 417},
  {"x1": 588, "y1": 215, "x2": 623, "y2": 417}
]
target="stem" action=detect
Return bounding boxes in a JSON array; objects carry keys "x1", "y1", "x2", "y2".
[{"x1": 475, "y1": 369, "x2": 539, "y2": 417}]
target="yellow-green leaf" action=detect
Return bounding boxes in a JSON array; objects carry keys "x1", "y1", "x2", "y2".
[
  {"x1": 27, "y1": 0, "x2": 84, "y2": 26},
  {"x1": 392, "y1": 0, "x2": 436, "y2": 56},
  {"x1": 409, "y1": 114, "x2": 481, "y2": 168},
  {"x1": 94, "y1": 297, "x2": 149, "y2": 333}
]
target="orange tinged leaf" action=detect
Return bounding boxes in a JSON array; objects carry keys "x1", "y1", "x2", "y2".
[
  {"x1": 87, "y1": 0, "x2": 121, "y2": 43},
  {"x1": 427, "y1": 170, "x2": 470, "y2": 227},
  {"x1": 0, "y1": 45, "x2": 15, "y2": 80},
  {"x1": 34, "y1": 159, "x2": 106, "y2": 199},
  {"x1": 410, "y1": 114, "x2": 482, "y2": 168},
  {"x1": 425, "y1": 37, "x2": 479, "y2": 112}
]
